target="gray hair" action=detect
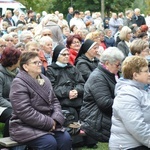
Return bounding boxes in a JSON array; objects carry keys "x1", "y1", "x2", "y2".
[
  {"x1": 100, "y1": 47, "x2": 124, "y2": 64},
  {"x1": 39, "y1": 36, "x2": 53, "y2": 46},
  {"x1": 19, "y1": 31, "x2": 33, "y2": 43}
]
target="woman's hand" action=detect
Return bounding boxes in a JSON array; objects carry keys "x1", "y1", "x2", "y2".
[
  {"x1": 69, "y1": 90, "x2": 78, "y2": 99},
  {"x1": 50, "y1": 120, "x2": 56, "y2": 132}
]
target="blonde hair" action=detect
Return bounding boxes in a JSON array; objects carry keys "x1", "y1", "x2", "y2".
[
  {"x1": 85, "y1": 31, "x2": 100, "y2": 41},
  {"x1": 119, "y1": 26, "x2": 131, "y2": 41},
  {"x1": 122, "y1": 56, "x2": 148, "y2": 79}
]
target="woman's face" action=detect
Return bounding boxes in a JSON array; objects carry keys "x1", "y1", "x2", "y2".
[
  {"x1": 105, "y1": 60, "x2": 121, "y2": 75},
  {"x1": 134, "y1": 66, "x2": 150, "y2": 84},
  {"x1": 70, "y1": 38, "x2": 81, "y2": 51},
  {"x1": 86, "y1": 43, "x2": 99, "y2": 59},
  {"x1": 57, "y1": 49, "x2": 69, "y2": 64},
  {"x1": 42, "y1": 40, "x2": 53, "y2": 54},
  {"x1": 126, "y1": 31, "x2": 132, "y2": 41},
  {"x1": 24, "y1": 56, "x2": 42, "y2": 78},
  {"x1": 5, "y1": 37, "x2": 14, "y2": 47}
]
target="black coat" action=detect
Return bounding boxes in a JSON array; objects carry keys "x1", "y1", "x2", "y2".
[
  {"x1": 46, "y1": 63, "x2": 85, "y2": 108},
  {"x1": 80, "y1": 64, "x2": 116, "y2": 142},
  {"x1": 75, "y1": 55, "x2": 99, "y2": 81},
  {"x1": 132, "y1": 15, "x2": 146, "y2": 27}
]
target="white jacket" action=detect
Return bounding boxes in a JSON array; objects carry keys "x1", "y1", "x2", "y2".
[{"x1": 109, "y1": 78, "x2": 150, "y2": 150}]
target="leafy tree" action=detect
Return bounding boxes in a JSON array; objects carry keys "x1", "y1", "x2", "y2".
[{"x1": 17, "y1": 0, "x2": 134, "y2": 17}]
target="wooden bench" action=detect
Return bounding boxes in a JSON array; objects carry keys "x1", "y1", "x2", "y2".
[{"x1": 0, "y1": 137, "x2": 20, "y2": 148}]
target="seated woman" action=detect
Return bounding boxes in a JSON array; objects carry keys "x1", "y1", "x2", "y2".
[
  {"x1": 0, "y1": 47, "x2": 21, "y2": 137},
  {"x1": 75, "y1": 39, "x2": 99, "y2": 81},
  {"x1": 109, "y1": 56, "x2": 150, "y2": 150},
  {"x1": 9, "y1": 51, "x2": 72, "y2": 150},
  {"x1": 46, "y1": 44, "x2": 85, "y2": 117},
  {"x1": 80, "y1": 47, "x2": 124, "y2": 142}
]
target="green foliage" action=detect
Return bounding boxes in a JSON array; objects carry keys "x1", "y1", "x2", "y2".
[{"x1": 17, "y1": 0, "x2": 134, "y2": 17}]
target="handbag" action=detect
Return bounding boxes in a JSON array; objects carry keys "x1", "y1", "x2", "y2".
[{"x1": 62, "y1": 109, "x2": 80, "y2": 135}]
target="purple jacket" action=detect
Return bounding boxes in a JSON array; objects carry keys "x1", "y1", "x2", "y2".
[{"x1": 9, "y1": 70, "x2": 65, "y2": 143}]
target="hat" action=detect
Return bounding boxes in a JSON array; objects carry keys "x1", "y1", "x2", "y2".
[
  {"x1": 52, "y1": 44, "x2": 68, "y2": 62},
  {"x1": 75, "y1": 39, "x2": 97, "y2": 62}
]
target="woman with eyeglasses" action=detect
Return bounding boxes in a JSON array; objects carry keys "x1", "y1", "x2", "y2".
[
  {"x1": 80, "y1": 47, "x2": 124, "y2": 143},
  {"x1": 109, "y1": 56, "x2": 150, "y2": 150},
  {"x1": 9, "y1": 51, "x2": 72, "y2": 150},
  {"x1": 0, "y1": 47, "x2": 21, "y2": 138},
  {"x1": 46, "y1": 44, "x2": 85, "y2": 148},
  {"x1": 66, "y1": 34, "x2": 82, "y2": 65}
]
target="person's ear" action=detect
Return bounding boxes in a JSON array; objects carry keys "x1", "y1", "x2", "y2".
[
  {"x1": 133, "y1": 72, "x2": 138, "y2": 80},
  {"x1": 22, "y1": 64, "x2": 28, "y2": 72}
]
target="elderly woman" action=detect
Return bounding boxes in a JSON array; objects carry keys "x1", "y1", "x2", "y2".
[
  {"x1": 39, "y1": 36, "x2": 53, "y2": 74},
  {"x1": 117, "y1": 26, "x2": 132, "y2": 57},
  {"x1": 2, "y1": 34, "x2": 14, "y2": 47},
  {"x1": 19, "y1": 30, "x2": 33, "y2": 44},
  {"x1": 80, "y1": 47, "x2": 124, "y2": 142},
  {"x1": 66, "y1": 34, "x2": 82, "y2": 65},
  {"x1": 109, "y1": 56, "x2": 150, "y2": 150},
  {"x1": 75, "y1": 39, "x2": 99, "y2": 81},
  {"x1": 9, "y1": 51, "x2": 72, "y2": 150},
  {"x1": 0, "y1": 47, "x2": 21, "y2": 137},
  {"x1": 46, "y1": 44, "x2": 84, "y2": 114}
]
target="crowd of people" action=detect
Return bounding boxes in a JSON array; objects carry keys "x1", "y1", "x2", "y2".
[{"x1": 0, "y1": 5, "x2": 150, "y2": 150}]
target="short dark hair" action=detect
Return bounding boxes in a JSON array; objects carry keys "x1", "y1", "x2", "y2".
[
  {"x1": 73, "y1": 10, "x2": 80, "y2": 16},
  {"x1": 20, "y1": 51, "x2": 38, "y2": 71},
  {"x1": 0, "y1": 47, "x2": 21, "y2": 67},
  {"x1": 27, "y1": 10, "x2": 33, "y2": 15}
]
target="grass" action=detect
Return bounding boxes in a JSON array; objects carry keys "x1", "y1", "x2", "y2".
[
  {"x1": 77, "y1": 142, "x2": 108, "y2": 150},
  {"x1": 0, "y1": 123, "x2": 4, "y2": 138}
]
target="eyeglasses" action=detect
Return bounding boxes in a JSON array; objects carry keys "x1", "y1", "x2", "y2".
[
  {"x1": 60, "y1": 53, "x2": 70, "y2": 56},
  {"x1": 114, "y1": 63, "x2": 121, "y2": 67},
  {"x1": 29, "y1": 61, "x2": 42, "y2": 66},
  {"x1": 0, "y1": 45, "x2": 6, "y2": 48},
  {"x1": 72, "y1": 41, "x2": 81, "y2": 44}
]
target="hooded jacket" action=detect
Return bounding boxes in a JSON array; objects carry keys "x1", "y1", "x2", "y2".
[{"x1": 109, "y1": 78, "x2": 150, "y2": 149}]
